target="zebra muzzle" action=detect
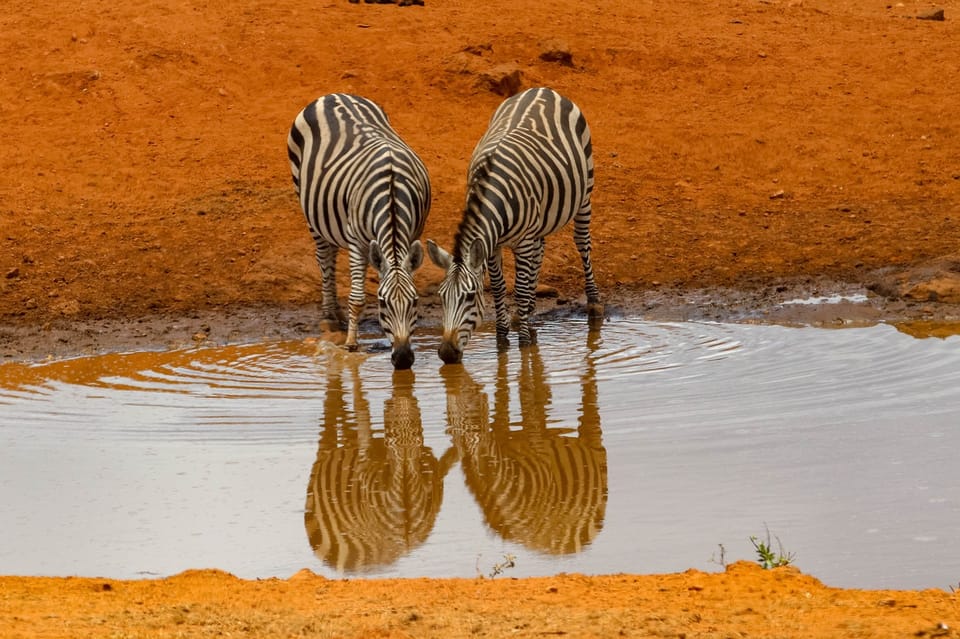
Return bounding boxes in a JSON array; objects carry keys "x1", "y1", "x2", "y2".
[
  {"x1": 438, "y1": 340, "x2": 462, "y2": 365},
  {"x1": 391, "y1": 341, "x2": 415, "y2": 370}
]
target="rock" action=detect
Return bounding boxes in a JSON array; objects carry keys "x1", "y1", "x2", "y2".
[
  {"x1": 867, "y1": 253, "x2": 960, "y2": 303},
  {"x1": 463, "y1": 43, "x2": 492, "y2": 56},
  {"x1": 535, "y1": 284, "x2": 559, "y2": 298},
  {"x1": 479, "y1": 64, "x2": 523, "y2": 96},
  {"x1": 539, "y1": 40, "x2": 574, "y2": 67},
  {"x1": 916, "y1": 7, "x2": 945, "y2": 20},
  {"x1": 904, "y1": 275, "x2": 960, "y2": 303},
  {"x1": 5, "y1": 267, "x2": 19, "y2": 279}
]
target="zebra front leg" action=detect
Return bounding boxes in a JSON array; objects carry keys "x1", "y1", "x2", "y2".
[
  {"x1": 512, "y1": 239, "x2": 544, "y2": 348},
  {"x1": 344, "y1": 246, "x2": 368, "y2": 352},
  {"x1": 574, "y1": 204, "x2": 604, "y2": 328},
  {"x1": 488, "y1": 249, "x2": 510, "y2": 350},
  {"x1": 315, "y1": 240, "x2": 345, "y2": 333},
  {"x1": 487, "y1": 249, "x2": 510, "y2": 351}
]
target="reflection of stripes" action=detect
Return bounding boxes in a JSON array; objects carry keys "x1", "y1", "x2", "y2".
[
  {"x1": 442, "y1": 346, "x2": 607, "y2": 555},
  {"x1": 304, "y1": 365, "x2": 447, "y2": 572},
  {"x1": 460, "y1": 427, "x2": 607, "y2": 555}
]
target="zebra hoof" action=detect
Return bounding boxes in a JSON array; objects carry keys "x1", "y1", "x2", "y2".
[
  {"x1": 587, "y1": 302, "x2": 605, "y2": 328},
  {"x1": 345, "y1": 343, "x2": 360, "y2": 353},
  {"x1": 518, "y1": 328, "x2": 538, "y2": 348}
]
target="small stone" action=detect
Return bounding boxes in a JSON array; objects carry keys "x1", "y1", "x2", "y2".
[
  {"x1": 916, "y1": 7, "x2": 945, "y2": 20},
  {"x1": 463, "y1": 43, "x2": 492, "y2": 56},
  {"x1": 5, "y1": 267, "x2": 19, "y2": 279},
  {"x1": 770, "y1": 189, "x2": 785, "y2": 199},
  {"x1": 480, "y1": 64, "x2": 523, "y2": 96},
  {"x1": 539, "y1": 40, "x2": 574, "y2": 67},
  {"x1": 535, "y1": 284, "x2": 559, "y2": 298}
]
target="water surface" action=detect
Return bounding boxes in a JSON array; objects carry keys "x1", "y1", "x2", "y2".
[{"x1": 1, "y1": 318, "x2": 958, "y2": 589}]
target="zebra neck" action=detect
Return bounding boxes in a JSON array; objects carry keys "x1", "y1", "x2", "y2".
[{"x1": 452, "y1": 209, "x2": 498, "y2": 265}]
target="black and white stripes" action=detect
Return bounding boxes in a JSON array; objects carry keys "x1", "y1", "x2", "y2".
[
  {"x1": 288, "y1": 94, "x2": 430, "y2": 369},
  {"x1": 427, "y1": 87, "x2": 602, "y2": 364}
]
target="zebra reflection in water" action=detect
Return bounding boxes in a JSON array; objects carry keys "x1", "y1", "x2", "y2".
[
  {"x1": 304, "y1": 349, "x2": 455, "y2": 572},
  {"x1": 440, "y1": 330, "x2": 607, "y2": 554}
]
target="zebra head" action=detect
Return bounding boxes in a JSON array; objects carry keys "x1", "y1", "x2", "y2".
[
  {"x1": 426, "y1": 238, "x2": 486, "y2": 365},
  {"x1": 369, "y1": 239, "x2": 423, "y2": 370}
]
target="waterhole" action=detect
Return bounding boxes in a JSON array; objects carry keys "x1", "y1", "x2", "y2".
[{"x1": 1, "y1": 318, "x2": 958, "y2": 589}]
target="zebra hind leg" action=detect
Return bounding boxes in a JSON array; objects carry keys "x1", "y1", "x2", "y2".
[
  {"x1": 316, "y1": 241, "x2": 345, "y2": 333},
  {"x1": 343, "y1": 247, "x2": 368, "y2": 352},
  {"x1": 574, "y1": 205, "x2": 604, "y2": 329}
]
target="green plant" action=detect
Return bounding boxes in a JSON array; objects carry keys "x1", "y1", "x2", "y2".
[{"x1": 749, "y1": 525, "x2": 795, "y2": 569}]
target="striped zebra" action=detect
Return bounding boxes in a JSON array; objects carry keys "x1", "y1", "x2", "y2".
[
  {"x1": 304, "y1": 353, "x2": 456, "y2": 572},
  {"x1": 440, "y1": 336, "x2": 607, "y2": 554},
  {"x1": 426, "y1": 87, "x2": 602, "y2": 364},
  {"x1": 288, "y1": 94, "x2": 430, "y2": 370}
]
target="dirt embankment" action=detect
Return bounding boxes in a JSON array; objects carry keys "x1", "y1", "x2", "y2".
[{"x1": 2, "y1": 0, "x2": 960, "y2": 635}]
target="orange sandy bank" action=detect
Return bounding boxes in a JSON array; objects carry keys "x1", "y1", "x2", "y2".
[{"x1": 2, "y1": 562, "x2": 957, "y2": 638}]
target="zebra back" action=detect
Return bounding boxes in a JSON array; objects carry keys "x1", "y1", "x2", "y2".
[
  {"x1": 287, "y1": 93, "x2": 430, "y2": 266},
  {"x1": 453, "y1": 87, "x2": 593, "y2": 259}
]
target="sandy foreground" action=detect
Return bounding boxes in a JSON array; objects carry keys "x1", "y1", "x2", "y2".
[
  {"x1": 2, "y1": 0, "x2": 960, "y2": 636},
  {"x1": 1, "y1": 563, "x2": 958, "y2": 638}
]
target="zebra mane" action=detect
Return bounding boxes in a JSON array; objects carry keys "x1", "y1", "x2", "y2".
[
  {"x1": 452, "y1": 154, "x2": 495, "y2": 261},
  {"x1": 388, "y1": 167, "x2": 400, "y2": 266}
]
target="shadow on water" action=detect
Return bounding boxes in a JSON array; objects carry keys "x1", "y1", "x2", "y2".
[
  {"x1": 304, "y1": 352, "x2": 456, "y2": 573},
  {"x1": 440, "y1": 331, "x2": 607, "y2": 555}
]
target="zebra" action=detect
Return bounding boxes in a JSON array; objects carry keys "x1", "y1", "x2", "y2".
[
  {"x1": 288, "y1": 93, "x2": 430, "y2": 370},
  {"x1": 426, "y1": 87, "x2": 602, "y2": 364},
  {"x1": 304, "y1": 351, "x2": 456, "y2": 572},
  {"x1": 440, "y1": 335, "x2": 607, "y2": 554}
]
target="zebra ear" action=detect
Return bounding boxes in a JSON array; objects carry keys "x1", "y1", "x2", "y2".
[
  {"x1": 369, "y1": 240, "x2": 386, "y2": 274},
  {"x1": 407, "y1": 240, "x2": 424, "y2": 271},
  {"x1": 466, "y1": 239, "x2": 487, "y2": 272},
  {"x1": 426, "y1": 239, "x2": 452, "y2": 270}
]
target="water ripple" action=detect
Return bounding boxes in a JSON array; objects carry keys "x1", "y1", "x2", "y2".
[{"x1": 1, "y1": 318, "x2": 959, "y2": 589}]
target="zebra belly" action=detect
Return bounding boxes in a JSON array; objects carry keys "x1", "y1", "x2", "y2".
[{"x1": 494, "y1": 192, "x2": 582, "y2": 248}]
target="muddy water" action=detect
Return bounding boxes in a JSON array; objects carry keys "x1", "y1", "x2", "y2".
[{"x1": 1, "y1": 318, "x2": 958, "y2": 589}]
